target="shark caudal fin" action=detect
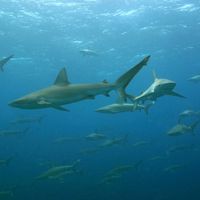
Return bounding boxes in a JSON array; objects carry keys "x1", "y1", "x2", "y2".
[
  {"x1": 0, "y1": 55, "x2": 14, "y2": 72},
  {"x1": 115, "y1": 55, "x2": 150, "y2": 102}
]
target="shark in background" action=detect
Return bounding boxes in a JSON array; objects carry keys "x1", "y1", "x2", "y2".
[
  {"x1": 167, "y1": 120, "x2": 200, "y2": 136},
  {"x1": 79, "y1": 48, "x2": 98, "y2": 56},
  {"x1": 0, "y1": 55, "x2": 14, "y2": 72},
  {"x1": 35, "y1": 159, "x2": 81, "y2": 181},
  {"x1": 188, "y1": 75, "x2": 200, "y2": 83},
  {"x1": 178, "y1": 109, "x2": 200, "y2": 123},
  {"x1": 131, "y1": 71, "x2": 185, "y2": 103},
  {"x1": 9, "y1": 56, "x2": 150, "y2": 111},
  {"x1": 96, "y1": 101, "x2": 154, "y2": 114}
]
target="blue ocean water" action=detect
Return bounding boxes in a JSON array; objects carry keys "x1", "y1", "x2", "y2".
[{"x1": 0, "y1": 0, "x2": 200, "y2": 199}]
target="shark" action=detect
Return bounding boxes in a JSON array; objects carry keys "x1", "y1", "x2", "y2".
[
  {"x1": 95, "y1": 101, "x2": 154, "y2": 114},
  {"x1": 167, "y1": 120, "x2": 200, "y2": 136},
  {"x1": 132, "y1": 140, "x2": 151, "y2": 148},
  {"x1": 79, "y1": 48, "x2": 98, "y2": 56},
  {"x1": 148, "y1": 155, "x2": 166, "y2": 161},
  {"x1": 10, "y1": 115, "x2": 45, "y2": 125},
  {"x1": 9, "y1": 56, "x2": 150, "y2": 111},
  {"x1": 0, "y1": 190, "x2": 14, "y2": 199},
  {"x1": 85, "y1": 132, "x2": 107, "y2": 141},
  {"x1": 101, "y1": 160, "x2": 143, "y2": 184},
  {"x1": 178, "y1": 109, "x2": 200, "y2": 122},
  {"x1": 164, "y1": 164, "x2": 185, "y2": 173},
  {"x1": 36, "y1": 159, "x2": 80, "y2": 180},
  {"x1": 167, "y1": 144, "x2": 197, "y2": 155},
  {"x1": 0, "y1": 55, "x2": 14, "y2": 72},
  {"x1": 132, "y1": 71, "x2": 185, "y2": 103},
  {"x1": 188, "y1": 75, "x2": 200, "y2": 83},
  {"x1": 0, "y1": 156, "x2": 13, "y2": 166},
  {"x1": 99, "y1": 134, "x2": 128, "y2": 148},
  {"x1": 0, "y1": 128, "x2": 29, "y2": 137}
]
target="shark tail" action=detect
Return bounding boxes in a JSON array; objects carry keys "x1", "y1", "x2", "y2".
[
  {"x1": 115, "y1": 56, "x2": 150, "y2": 102},
  {"x1": 0, "y1": 55, "x2": 14, "y2": 72}
]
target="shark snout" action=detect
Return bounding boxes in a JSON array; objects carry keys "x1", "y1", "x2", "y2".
[
  {"x1": 9, "y1": 101, "x2": 17, "y2": 107},
  {"x1": 9, "y1": 99, "x2": 24, "y2": 108},
  {"x1": 8, "y1": 97, "x2": 31, "y2": 109},
  {"x1": 95, "y1": 108, "x2": 105, "y2": 113},
  {"x1": 95, "y1": 107, "x2": 110, "y2": 113},
  {"x1": 157, "y1": 80, "x2": 176, "y2": 91}
]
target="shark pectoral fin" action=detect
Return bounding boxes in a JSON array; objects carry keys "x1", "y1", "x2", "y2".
[
  {"x1": 37, "y1": 99, "x2": 69, "y2": 112},
  {"x1": 51, "y1": 104, "x2": 70, "y2": 112},
  {"x1": 168, "y1": 91, "x2": 186, "y2": 98}
]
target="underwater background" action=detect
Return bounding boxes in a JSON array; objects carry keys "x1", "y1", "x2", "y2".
[{"x1": 0, "y1": 0, "x2": 200, "y2": 199}]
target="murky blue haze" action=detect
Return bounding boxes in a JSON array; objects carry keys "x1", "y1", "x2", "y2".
[{"x1": 0, "y1": 0, "x2": 200, "y2": 199}]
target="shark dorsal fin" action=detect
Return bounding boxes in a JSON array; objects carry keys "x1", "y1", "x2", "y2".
[
  {"x1": 54, "y1": 68, "x2": 70, "y2": 85},
  {"x1": 152, "y1": 70, "x2": 158, "y2": 80}
]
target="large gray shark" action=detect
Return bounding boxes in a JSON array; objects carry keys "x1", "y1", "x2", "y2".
[
  {"x1": 132, "y1": 71, "x2": 185, "y2": 102},
  {"x1": 0, "y1": 55, "x2": 14, "y2": 72},
  {"x1": 9, "y1": 56, "x2": 150, "y2": 111}
]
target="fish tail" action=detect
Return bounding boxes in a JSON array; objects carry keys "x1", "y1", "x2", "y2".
[{"x1": 115, "y1": 56, "x2": 150, "y2": 102}]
